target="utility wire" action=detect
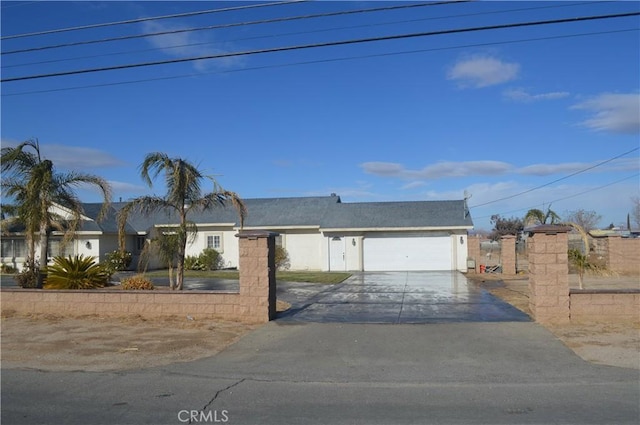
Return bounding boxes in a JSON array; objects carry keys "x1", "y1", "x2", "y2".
[
  {"x1": 1, "y1": 0, "x2": 607, "y2": 70},
  {"x1": 1, "y1": 1, "x2": 467, "y2": 55},
  {"x1": 469, "y1": 147, "x2": 640, "y2": 209},
  {"x1": 3, "y1": 11, "x2": 638, "y2": 83},
  {"x1": 0, "y1": 0, "x2": 305, "y2": 40},
  {"x1": 4, "y1": 27, "x2": 636, "y2": 97},
  {"x1": 472, "y1": 173, "x2": 640, "y2": 220}
]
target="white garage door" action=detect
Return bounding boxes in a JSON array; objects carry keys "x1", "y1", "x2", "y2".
[{"x1": 363, "y1": 235, "x2": 452, "y2": 271}]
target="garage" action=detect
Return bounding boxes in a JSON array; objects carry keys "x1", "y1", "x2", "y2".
[{"x1": 363, "y1": 234, "x2": 452, "y2": 271}]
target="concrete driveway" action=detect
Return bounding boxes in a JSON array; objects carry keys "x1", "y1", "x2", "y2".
[{"x1": 277, "y1": 271, "x2": 530, "y2": 323}]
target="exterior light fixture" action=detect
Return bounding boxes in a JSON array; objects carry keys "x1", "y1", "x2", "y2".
[
  {"x1": 352, "y1": 238, "x2": 356, "y2": 246},
  {"x1": 460, "y1": 236, "x2": 464, "y2": 245},
  {"x1": 85, "y1": 241, "x2": 92, "y2": 249}
]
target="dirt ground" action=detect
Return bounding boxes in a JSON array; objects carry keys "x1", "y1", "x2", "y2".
[
  {"x1": 468, "y1": 273, "x2": 640, "y2": 370},
  {"x1": 2, "y1": 279, "x2": 638, "y2": 372}
]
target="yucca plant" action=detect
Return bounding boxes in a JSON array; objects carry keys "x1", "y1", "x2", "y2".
[
  {"x1": 45, "y1": 254, "x2": 110, "y2": 289},
  {"x1": 568, "y1": 248, "x2": 593, "y2": 290}
]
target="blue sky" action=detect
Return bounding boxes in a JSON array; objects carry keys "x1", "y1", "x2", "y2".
[{"x1": 1, "y1": 1, "x2": 639, "y2": 231}]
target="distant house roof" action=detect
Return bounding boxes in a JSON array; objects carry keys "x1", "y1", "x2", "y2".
[{"x1": 76, "y1": 195, "x2": 473, "y2": 234}]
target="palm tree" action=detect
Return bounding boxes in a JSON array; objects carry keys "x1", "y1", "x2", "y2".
[
  {"x1": 117, "y1": 152, "x2": 246, "y2": 290},
  {"x1": 524, "y1": 206, "x2": 561, "y2": 226},
  {"x1": 1, "y1": 139, "x2": 112, "y2": 287}
]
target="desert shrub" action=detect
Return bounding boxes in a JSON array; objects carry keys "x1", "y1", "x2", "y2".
[
  {"x1": 104, "y1": 250, "x2": 132, "y2": 275},
  {"x1": 198, "y1": 248, "x2": 223, "y2": 270},
  {"x1": 275, "y1": 246, "x2": 291, "y2": 271},
  {"x1": 120, "y1": 274, "x2": 154, "y2": 290},
  {"x1": 1, "y1": 263, "x2": 16, "y2": 274},
  {"x1": 14, "y1": 261, "x2": 40, "y2": 288},
  {"x1": 184, "y1": 255, "x2": 206, "y2": 271},
  {"x1": 45, "y1": 255, "x2": 110, "y2": 290}
]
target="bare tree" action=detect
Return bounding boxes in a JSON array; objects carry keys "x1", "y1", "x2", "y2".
[{"x1": 563, "y1": 209, "x2": 602, "y2": 232}]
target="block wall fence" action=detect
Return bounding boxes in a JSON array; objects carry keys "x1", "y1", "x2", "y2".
[
  {"x1": 527, "y1": 226, "x2": 639, "y2": 325},
  {"x1": 0, "y1": 231, "x2": 278, "y2": 324}
]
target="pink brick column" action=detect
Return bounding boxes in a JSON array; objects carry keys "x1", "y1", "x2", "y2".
[
  {"x1": 467, "y1": 236, "x2": 480, "y2": 273},
  {"x1": 500, "y1": 235, "x2": 516, "y2": 275},
  {"x1": 237, "y1": 230, "x2": 278, "y2": 322},
  {"x1": 528, "y1": 225, "x2": 572, "y2": 325}
]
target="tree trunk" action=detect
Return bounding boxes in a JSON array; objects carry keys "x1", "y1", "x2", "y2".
[
  {"x1": 168, "y1": 265, "x2": 175, "y2": 290},
  {"x1": 37, "y1": 223, "x2": 49, "y2": 288},
  {"x1": 176, "y1": 255, "x2": 184, "y2": 291}
]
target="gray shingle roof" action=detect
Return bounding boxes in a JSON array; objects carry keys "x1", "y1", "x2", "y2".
[
  {"x1": 321, "y1": 200, "x2": 473, "y2": 229},
  {"x1": 79, "y1": 195, "x2": 473, "y2": 234}
]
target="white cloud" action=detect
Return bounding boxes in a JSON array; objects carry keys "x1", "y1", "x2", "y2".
[
  {"x1": 360, "y1": 162, "x2": 406, "y2": 176},
  {"x1": 109, "y1": 181, "x2": 147, "y2": 194},
  {"x1": 503, "y1": 88, "x2": 570, "y2": 103},
  {"x1": 401, "y1": 181, "x2": 427, "y2": 190},
  {"x1": 572, "y1": 93, "x2": 640, "y2": 134},
  {"x1": 447, "y1": 55, "x2": 519, "y2": 88},
  {"x1": 0, "y1": 139, "x2": 125, "y2": 170},
  {"x1": 142, "y1": 21, "x2": 243, "y2": 71},
  {"x1": 362, "y1": 158, "x2": 637, "y2": 182},
  {"x1": 517, "y1": 162, "x2": 592, "y2": 176},
  {"x1": 44, "y1": 144, "x2": 126, "y2": 170},
  {"x1": 361, "y1": 160, "x2": 513, "y2": 179}
]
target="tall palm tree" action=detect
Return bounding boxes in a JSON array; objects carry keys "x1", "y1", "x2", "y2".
[
  {"x1": 1, "y1": 139, "x2": 112, "y2": 287},
  {"x1": 524, "y1": 206, "x2": 561, "y2": 226},
  {"x1": 117, "y1": 152, "x2": 246, "y2": 290}
]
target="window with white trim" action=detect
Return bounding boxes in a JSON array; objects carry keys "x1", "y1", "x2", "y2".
[{"x1": 206, "y1": 233, "x2": 223, "y2": 252}]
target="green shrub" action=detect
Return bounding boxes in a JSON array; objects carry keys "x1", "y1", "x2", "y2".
[
  {"x1": 120, "y1": 275, "x2": 154, "y2": 290},
  {"x1": 45, "y1": 255, "x2": 110, "y2": 289},
  {"x1": 199, "y1": 248, "x2": 223, "y2": 270},
  {"x1": 184, "y1": 255, "x2": 206, "y2": 271},
  {"x1": 275, "y1": 246, "x2": 291, "y2": 271},
  {"x1": 104, "y1": 250, "x2": 132, "y2": 275}
]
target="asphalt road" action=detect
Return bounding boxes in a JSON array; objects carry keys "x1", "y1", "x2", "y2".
[{"x1": 2, "y1": 322, "x2": 639, "y2": 425}]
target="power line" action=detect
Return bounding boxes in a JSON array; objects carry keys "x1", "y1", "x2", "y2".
[
  {"x1": 0, "y1": 0, "x2": 305, "y2": 40},
  {"x1": 2, "y1": 0, "x2": 606, "y2": 70},
  {"x1": 4, "y1": 27, "x2": 636, "y2": 97},
  {"x1": 472, "y1": 173, "x2": 640, "y2": 220},
  {"x1": 3, "y1": 11, "x2": 638, "y2": 83},
  {"x1": 469, "y1": 147, "x2": 640, "y2": 209},
  {"x1": 1, "y1": 1, "x2": 467, "y2": 55}
]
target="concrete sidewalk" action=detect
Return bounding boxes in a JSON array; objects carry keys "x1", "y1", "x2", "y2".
[{"x1": 2, "y1": 322, "x2": 639, "y2": 425}]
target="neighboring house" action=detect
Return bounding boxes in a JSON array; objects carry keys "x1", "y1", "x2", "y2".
[{"x1": 1, "y1": 195, "x2": 474, "y2": 272}]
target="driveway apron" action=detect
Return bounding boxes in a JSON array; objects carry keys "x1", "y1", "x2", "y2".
[{"x1": 277, "y1": 271, "x2": 530, "y2": 323}]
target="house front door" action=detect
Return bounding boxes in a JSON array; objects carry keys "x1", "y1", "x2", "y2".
[{"x1": 329, "y1": 236, "x2": 346, "y2": 271}]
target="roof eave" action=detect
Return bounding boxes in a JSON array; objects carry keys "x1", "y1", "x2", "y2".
[{"x1": 320, "y1": 226, "x2": 474, "y2": 232}]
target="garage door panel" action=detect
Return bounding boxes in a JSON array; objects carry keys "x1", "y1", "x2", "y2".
[{"x1": 364, "y1": 236, "x2": 452, "y2": 271}]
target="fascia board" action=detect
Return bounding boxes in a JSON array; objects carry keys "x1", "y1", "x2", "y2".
[{"x1": 320, "y1": 226, "x2": 474, "y2": 232}]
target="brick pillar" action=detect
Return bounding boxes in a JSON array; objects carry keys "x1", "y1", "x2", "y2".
[
  {"x1": 467, "y1": 235, "x2": 480, "y2": 273},
  {"x1": 527, "y1": 225, "x2": 572, "y2": 325},
  {"x1": 500, "y1": 235, "x2": 516, "y2": 275},
  {"x1": 237, "y1": 231, "x2": 278, "y2": 323}
]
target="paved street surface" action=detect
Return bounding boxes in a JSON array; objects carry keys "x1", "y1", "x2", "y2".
[
  {"x1": 2, "y1": 272, "x2": 638, "y2": 424},
  {"x1": 3, "y1": 321, "x2": 639, "y2": 424}
]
